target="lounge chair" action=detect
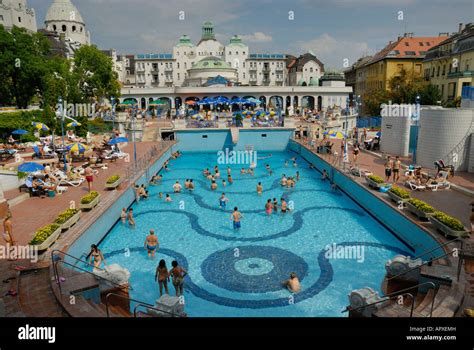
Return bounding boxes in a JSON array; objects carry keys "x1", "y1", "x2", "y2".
[
  {"x1": 32, "y1": 146, "x2": 55, "y2": 159},
  {"x1": 407, "y1": 180, "x2": 426, "y2": 191},
  {"x1": 426, "y1": 173, "x2": 451, "y2": 191},
  {"x1": 58, "y1": 178, "x2": 85, "y2": 187},
  {"x1": 350, "y1": 167, "x2": 372, "y2": 177}
]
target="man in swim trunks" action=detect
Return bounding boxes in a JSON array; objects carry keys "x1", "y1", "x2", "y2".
[
  {"x1": 127, "y1": 208, "x2": 135, "y2": 226},
  {"x1": 282, "y1": 272, "x2": 301, "y2": 293},
  {"x1": 281, "y1": 198, "x2": 289, "y2": 213},
  {"x1": 384, "y1": 156, "x2": 392, "y2": 183},
  {"x1": 392, "y1": 156, "x2": 401, "y2": 183},
  {"x1": 173, "y1": 181, "x2": 182, "y2": 193},
  {"x1": 280, "y1": 175, "x2": 287, "y2": 187},
  {"x1": 219, "y1": 193, "x2": 229, "y2": 209},
  {"x1": 144, "y1": 229, "x2": 159, "y2": 258},
  {"x1": 231, "y1": 207, "x2": 242, "y2": 230},
  {"x1": 84, "y1": 166, "x2": 94, "y2": 192},
  {"x1": 3, "y1": 212, "x2": 15, "y2": 252},
  {"x1": 188, "y1": 179, "x2": 195, "y2": 191},
  {"x1": 265, "y1": 164, "x2": 273, "y2": 176},
  {"x1": 256, "y1": 182, "x2": 263, "y2": 195}
]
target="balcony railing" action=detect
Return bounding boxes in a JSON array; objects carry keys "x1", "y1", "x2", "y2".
[{"x1": 447, "y1": 70, "x2": 473, "y2": 78}]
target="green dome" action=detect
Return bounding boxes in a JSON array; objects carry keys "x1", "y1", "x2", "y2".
[
  {"x1": 191, "y1": 56, "x2": 233, "y2": 70},
  {"x1": 176, "y1": 34, "x2": 194, "y2": 48},
  {"x1": 309, "y1": 77, "x2": 319, "y2": 86},
  {"x1": 228, "y1": 35, "x2": 246, "y2": 47},
  {"x1": 297, "y1": 79, "x2": 305, "y2": 86}
]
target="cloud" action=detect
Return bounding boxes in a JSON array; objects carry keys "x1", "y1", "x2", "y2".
[
  {"x1": 240, "y1": 32, "x2": 273, "y2": 43},
  {"x1": 294, "y1": 33, "x2": 371, "y2": 69}
]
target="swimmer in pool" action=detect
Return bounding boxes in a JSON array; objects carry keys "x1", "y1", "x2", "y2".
[
  {"x1": 231, "y1": 207, "x2": 243, "y2": 230},
  {"x1": 265, "y1": 199, "x2": 273, "y2": 216},
  {"x1": 184, "y1": 179, "x2": 190, "y2": 189},
  {"x1": 120, "y1": 208, "x2": 127, "y2": 224},
  {"x1": 144, "y1": 229, "x2": 159, "y2": 258},
  {"x1": 219, "y1": 193, "x2": 229, "y2": 209},
  {"x1": 296, "y1": 171, "x2": 300, "y2": 181},
  {"x1": 256, "y1": 182, "x2": 263, "y2": 195},
  {"x1": 211, "y1": 181, "x2": 218, "y2": 190},
  {"x1": 282, "y1": 272, "x2": 301, "y2": 293},
  {"x1": 273, "y1": 198, "x2": 279, "y2": 212},
  {"x1": 227, "y1": 174, "x2": 233, "y2": 184},
  {"x1": 173, "y1": 181, "x2": 182, "y2": 193},
  {"x1": 240, "y1": 168, "x2": 246, "y2": 175},
  {"x1": 203, "y1": 168, "x2": 210, "y2": 177},
  {"x1": 159, "y1": 192, "x2": 163, "y2": 199},
  {"x1": 227, "y1": 167, "x2": 231, "y2": 176},
  {"x1": 222, "y1": 179, "x2": 227, "y2": 187},
  {"x1": 284, "y1": 160, "x2": 289, "y2": 167},
  {"x1": 281, "y1": 198, "x2": 288, "y2": 213},
  {"x1": 215, "y1": 169, "x2": 221, "y2": 179},
  {"x1": 127, "y1": 208, "x2": 135, "y2": 226},
  {"x1": 280, "y1": 175, "x2": 287, "y2": 187},
  {"x1": 165, "y1": 194, "x2": 172, "y2": 202},
  {"x1": 188, "y1": 179, "x2": 195, "y2": 191},
  {"x1": 265, "y1": 164, "x2": 273, "y2": 176},
  {"x1": 248, "y1": 168, "x2": 254, "y2": 176}
]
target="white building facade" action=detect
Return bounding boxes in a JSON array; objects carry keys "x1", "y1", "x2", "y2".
[{"x1": 0, "y1": 0, "x2": 37, "y2": 33}]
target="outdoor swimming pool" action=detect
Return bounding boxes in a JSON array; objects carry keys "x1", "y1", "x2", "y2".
[{"x1": 97, "y1": 151, "x2": 414, "y2": 317}]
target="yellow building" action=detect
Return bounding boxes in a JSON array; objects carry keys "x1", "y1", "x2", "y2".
[
  {"x1": 355, "y1": 33, "x2": 447, "y2": 97},
  {"x1": 423, "y1": 23, "x2": 473, "y2": 103}
]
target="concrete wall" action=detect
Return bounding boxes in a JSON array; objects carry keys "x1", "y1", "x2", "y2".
[
  {"x1": 175, "y1": 129, "x2": 294, "y2": 152},
  {"x1": 380, "y1": 115, "x2": 411, "y2": 157},
  {"x1": 417, "y1": 107, "x2": 474, "y2": 171}
]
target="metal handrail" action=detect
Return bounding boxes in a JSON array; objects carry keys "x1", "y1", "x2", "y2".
[
  {"x1": 343, "y1": 281, "x2": 437, "y2": 317},
  {"x1": 133, "y1": 302, "x2": 182, "y2": 318},
  {"x1": 412, "y1": 238, "x2": 463, "y2": 261},
  {"x1": 51, "y1": 249, "x2": 105, "y2": 273},
  {"x1": 105, "y1": 292, "x2": 181, "y2": 318},
  {"x1": 387, "y1": 247, "x2": 459, "y2": 281}
]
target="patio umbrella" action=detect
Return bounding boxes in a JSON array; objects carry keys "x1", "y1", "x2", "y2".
[
  {"x1": 66, "y1": 122, "x2": 82, "y2": 128},
  {"x1": 108, "y1": 137, "x2": 129, "y2": 145},
  {"x1": 18, "y1": 162, "x2": 44, "y2": 173},
  {"x1": 12, "y1": 129, "x2": 28, "y2": 135},
  {"x1": 185, "y1": 100, "x2": 196, "y2": 106},
  {"x1": 67, "y1": 143, "x2": 89, "y2": 153},
  {"x1": 32, "y1": 122, "x2": 50, "y2": 131},
  {"x1": 150, "y1": 100, "x2": 167, "y2": 106},
  {"x1": 120, "y1": 99, "x2": 137, "y2": 106},
  {"x1": 248, "y1": 98, "x2": 261, "y2": 104},
  {"x1": 376, "y1": 131, "x2": 382, "y2": 137},
  {"x1": 329, "y1": 131, "x2": 347, "y2": 139}
]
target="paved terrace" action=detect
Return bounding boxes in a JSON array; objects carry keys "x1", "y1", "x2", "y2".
[{"x1": 0, "y1": 138, "x2": 175, "y2": 317}]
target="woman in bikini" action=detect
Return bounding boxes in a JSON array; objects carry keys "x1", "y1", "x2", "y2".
[
  {"x1": 155, "y1": 259, "x2": 170, "y2": 297},
  {"x1": 89, "y1": 244, "x2": 106, "y2": 270},
  {"x1": 169, "y1": 260, "x2": 187, "y2": 297}
]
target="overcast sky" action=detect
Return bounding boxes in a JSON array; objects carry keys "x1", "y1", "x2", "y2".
[{"x1": 29, "y1": 0, "x2": 473, "y2": 69}]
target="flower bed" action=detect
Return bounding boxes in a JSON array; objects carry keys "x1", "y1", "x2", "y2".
[
  {"x1": 80, "y1": 191, "x2": 101, "y2": 210},
  {"x1": 429, "y1": 211, "x2": 469, "y2": 238},
  {"x1": 406, "y1": 198, "x2": 434, "y2": 221},
  {"x1": 29, "y1": 224, "x2": 61, "y2": 251},
  {"x1": 105, "y1": 175, "x2": 122, "y2": 190},
  {"x1": 365, "y1": 175, "x2": 385, "y2": 190},
  {"x1": 387, "y1": 186, "x2": 410, "y2": 205},
  {"x1": 55, "y1": 209, "x2": 81, "y2": 231}
]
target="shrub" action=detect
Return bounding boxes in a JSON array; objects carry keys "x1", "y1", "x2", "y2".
[
  {"x1": 55, "y1": 209, "x2": 80, "y2": 225},
  {"x1": 407, "y1": 198, "x2": 434, "y2": 213},
  {"x1": 29, "y1": 224, "x2": 60, "y2": 245},
  {"x1": 81, "y1": 191, "x2": 99, "y2": 204},
  {"x1": 17, "y1": 171, "x2": 28, "y2": 180},
  {"x1": 389, "y1": 186, "x2": 410, "y2": 199},
  {"x1": 106, "y1": 175, "x2": 120, "y2": 184},
  {"x1": 367, "y1": 175, "x2": 384, "y2": 184},
  {"x1": 432, "y1": 211, "x2": 465, "y2": 231}
]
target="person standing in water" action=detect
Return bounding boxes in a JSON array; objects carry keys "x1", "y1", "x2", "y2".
[
  {"x1": 256, "y1": 182, "x2": 263, "y2": 195},
  {"x1": 265, "y1": 199, "x2": 273, "y2": 216},
  {"x1": 219, "y1": 193, "x2": 229, "y2": 209},
  {"x1": 231, "y1": 207, "x2": 243, "y2": 230},
  {"x1": 144, "y1": 229, "x2": 159, "y2": 258},
  {"x1": 155, "y1": 259, "x2": 170, "y2": 297},
  {"x1": 127, "y1": 208, "x2": 135, "y2": 226},
  {"x1": 169, "y1": 260, "x2": 187, "y2": 297}
]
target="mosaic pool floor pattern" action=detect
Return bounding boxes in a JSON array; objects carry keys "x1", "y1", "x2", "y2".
[{"x1": 98, "y1": 152, "x2": 411, "y2": 317}]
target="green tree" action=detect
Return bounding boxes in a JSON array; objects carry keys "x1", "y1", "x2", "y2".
[{"x1": 362, "y1": 88, "x2": 391, "y2": 116}]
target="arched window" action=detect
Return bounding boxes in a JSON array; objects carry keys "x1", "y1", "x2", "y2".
[
  {"x1": 72, "y1": 25, "x2": 76, "y2": 32},
  {"x1": 62, "y1": 25, "x2": 67, "y2": 32},
  {"x1": 53, "y1": 25, "x2": 57, "y2": 31}
]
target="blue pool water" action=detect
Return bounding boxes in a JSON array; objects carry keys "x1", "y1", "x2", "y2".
[{"x1": 98, "y1": 151, "x2": 412, "y2": 317}]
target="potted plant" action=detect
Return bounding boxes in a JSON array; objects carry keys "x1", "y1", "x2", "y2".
[
  {"x1": 55, "y1": 208, "x2": 81, "y2": 231},
  {"x1": 365, "y1": 175, "x2": 385, "y2": 190},
  {"x1": 79, "y1": 191, "x2": 101, "y2": 210},
  {"x1": 387, "y1": 186, "x2": 410, "y2": 205},
  {"x1": 406, "y1": 198, "x2": 434, "y2": 221},
  {"x1": 29, "y1": 223, "x2": 61, "y2": 251},
  {"x1": 429, "y1": 211, "x2": 469, "y2": 238},
  {"x1": 105, "y1": 175, "x2": 122, "y2": 190}
]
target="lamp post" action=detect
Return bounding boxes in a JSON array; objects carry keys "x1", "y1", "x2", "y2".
[
  {"x1": 131, "y1": 103, "x2": 138, "y2": 167},
  {"x1": 111, "y1": 96, "x2": 116, "y2": 130},
  {"x1": 56, "y1": 97, "x2": 67, "y2": 172},
  {"x1": 413, "y1": 94, "x2": 421, "y2": 164}
]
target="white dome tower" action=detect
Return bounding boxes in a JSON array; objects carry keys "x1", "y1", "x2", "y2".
[{"x1": 44, "y1": 0, "x2": 90, "y2": 45}]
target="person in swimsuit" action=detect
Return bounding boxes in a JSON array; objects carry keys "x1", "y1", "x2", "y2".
[
  {"x1": 144, "y1": 229, "x2": 159, "y2": 258},
  {"x1": 219, "y1": 193, "x2": 229, "y2": 209},
  {"x1": 227, "y1": 174, "x2": 233, "y2": 184},
  {"x1": 321, "y1": 169, "x2": 329, "y2": 181},
  {"x1": 89, "y1": 244, "x2": 106, "y2": 270},
  {"x1": 169, "y1": 260, "x2": 187, "y2": 297},
  {"x1": 280, "y1": 175, "x2": 287, "y2": 187},
  {"x1": 2, "y1": 212, "x2": 15, "y2": 252},
  {"x1": 120, "y1": 208, "x2": 127, "y2": 224},
  {"x1": 188, "y1": 179, "x2": 195, "y2": 191},
  {"x1": 273, "y1": 198, "x2": 279, "y2": 213},
  {"x1": 173, "y1": 181, "x2": 182, "y2": 193},
  {"x1": 84, "y1": 166, "x2": 94, "y2": 192},
  {"x1": 384, "y1": 156, "x2": 392, "y2": 183},
  {"x1": 227, "y1": 167, "x2": 231, "y2": 176},
  {"x1": 282, "y1": 272, "x2": 301, "y2": 293},
  {"x1": 392, "y1": 156, "x2": 401, "y2": 183},
  {"x1": 221, "y1": 180, "x2": 227, "y2": 187},
  {"x1": 127, "y1": 208, "x2": 135, "y2": 226},
  {"x1": 231, "y1": 207, "x2": 242, "y2": 230},
  {"x1": 352, "y1": 144, "x2": 360, "y2": 164},
  {"x1": 240, "y1": 168, "x2": 246, "y2": 175},
  {"x1": 281, "y1": 198, "x2": 288, "y2": 213},
  {"x1": 265, "y1": 164, "x2": 273, "y2": 176},
  {"x1": 211, "y1": 181, "x2": 218, "y2": 190},
  {"x1": 165, "y1": 194, "x2": 172, "y2": 202},
  {"x1": 256, "y1": 182, "x2": 263, "y2": 195},
  {"x1": 265, "y1": 199, "x2": 273, "y2": 216},
  {"x1": 155, "y1": 259, "x2": 169, "y2": 297},
  {"x1": 295, "y1": 171, "x2": 300, "y2": 181}
]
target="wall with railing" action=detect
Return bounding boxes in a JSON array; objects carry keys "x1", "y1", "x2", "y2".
[{"x1": 289, "y1": 140, "x2": 443, "y2": 259}]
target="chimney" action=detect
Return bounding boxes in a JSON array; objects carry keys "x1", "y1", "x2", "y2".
[{"x1": 458, "y1": 23, "x2": 464, "y2": 33}]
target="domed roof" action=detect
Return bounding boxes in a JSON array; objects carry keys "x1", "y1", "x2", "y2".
[
  {"x1": 191, "y1": 56, "x2": 234, "y2": 70},
  {"x1": 45, "y1": 0, "x2": 84, "y2": 24},
  {"x1": 309, "y1": 77, "x2": 319, "y2": 86},
  {"x1": 176, "y1": 34, "x2": 194, "y2": 48},
  {"x1": 228, "y1": 35, "x2": 246, "y2": 47}
]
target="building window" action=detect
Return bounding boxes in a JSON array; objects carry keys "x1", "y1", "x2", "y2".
[
  {"x1": 72, "y1": 25, "x2": 76, "y2": 32},
  {"x1": 18, "y1": 17, "x2": 22, "y2": 22},
  {"x1": 0, "y1": 15, "x2": 4, "y2": 22},
  {"x1": 62, "y1": 25, "x2": 66, "y2": 32}
]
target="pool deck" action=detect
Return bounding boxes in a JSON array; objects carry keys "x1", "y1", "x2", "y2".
[{"x1": 0, "y1": 140, "x2": 175, "y2": 317}]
